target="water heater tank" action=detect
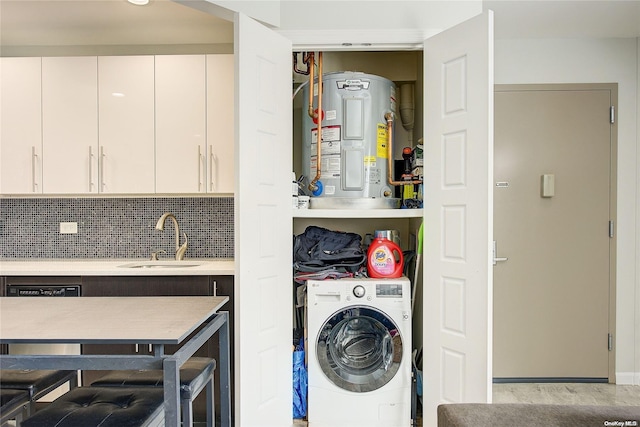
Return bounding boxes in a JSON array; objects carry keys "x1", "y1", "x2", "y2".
[{"x1": 302, "y1": 72, "x2": 399, "y2": 209}]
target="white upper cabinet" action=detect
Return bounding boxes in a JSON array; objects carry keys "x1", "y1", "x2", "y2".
[
  {"x1": 155, "y1": 55, "x2": 207, "y2": 194},
  {"x1": 41, "y1": 56, "x2": 99, "y2": 194},
  {"x1": 206, "y1": 54, "x2": 235, "y2": 194},
  {"x1": 98, "y1": 56, "x2": 155, "y2": 194},
  {"x1": 1, "y1": 54, "x2": 233, "y2": 196},
  {"x1": 0, "y1": 57, "x2": 43, "y2": 194}
]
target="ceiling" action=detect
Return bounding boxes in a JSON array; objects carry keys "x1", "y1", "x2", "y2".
[{"x1": 0, "y1": 0, "x2": 638, "y2": 52}]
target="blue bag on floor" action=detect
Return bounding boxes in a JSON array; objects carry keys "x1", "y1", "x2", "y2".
[{"x1": 293, "y1": 347, "x2": 308, "y2": 419}]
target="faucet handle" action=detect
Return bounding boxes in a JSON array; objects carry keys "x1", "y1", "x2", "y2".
[
  {"x1": 150, "y1": 249, "x2": 167, "y2": 261},
  {"x1": 176, "y1": 233, "x2": 188, "y2": 261}
]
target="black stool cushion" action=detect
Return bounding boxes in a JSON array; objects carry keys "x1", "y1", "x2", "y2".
[
  {"x1": 91, "y1": 357, "x2": 215, "y2": 400},
  {"x1": 21, "y1": 387, "x2": 164, "y2": 427},
  {"x1": 0, "y1": 369, "x2": 77, "y2": 398},
  {"x1": 1, "y1": 388, "x2": 29, "y2": 411}
]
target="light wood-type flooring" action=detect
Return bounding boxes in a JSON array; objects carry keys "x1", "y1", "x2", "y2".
[{"x1": 294, "y1": 383, "x2": 640, "y2": 426}]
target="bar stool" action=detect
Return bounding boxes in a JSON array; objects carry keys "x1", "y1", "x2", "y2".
[
  {"x1": 0, "y1": 369, "x2": 78, "y2": 417},
  {"x1": 20, "y1": 386, "x2": 165, "y2": 427},
  {"x1": 91, "y1": 357, "x2": 216, "y2": 427},
  {"x1": 0, "y1": 388, "x2": 30, "y2": 426}
]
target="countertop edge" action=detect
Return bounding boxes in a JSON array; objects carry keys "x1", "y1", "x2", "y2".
[{"x1": 0, "y1": 259, "x2": 235, "y2": 276}]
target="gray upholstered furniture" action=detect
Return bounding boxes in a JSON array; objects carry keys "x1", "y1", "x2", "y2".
[
  {"x1": 0, "y1": 369, "x2": 78, "y2": 402},
  {"x1": 20, "y1": 387, "x2": 165, "y2": 427},
  {"x1": 90, "y1": 357, "x2": 216, "y2": 427},
  {"x1": 0, "y1": 369, "x2": 78, "y2": 421},
  {"x1": 438, "y1": 403, "x2": 640, "y2": 427},
  {"x1": 0, "y1": 388, "x2": 30, "y2": 426}
]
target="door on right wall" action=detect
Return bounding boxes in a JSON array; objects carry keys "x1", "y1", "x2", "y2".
[{"x1": 493, "y1": 84, "x2": 617, "y2": 382}]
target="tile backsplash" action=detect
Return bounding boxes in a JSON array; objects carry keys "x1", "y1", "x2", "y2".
[{"x1": 0, "y1": 197, "x2": 233, "y2": 259}]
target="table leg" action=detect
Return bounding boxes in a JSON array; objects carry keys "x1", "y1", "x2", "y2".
[
  {"x1": 163, "y1": 357, "x2": 180, "y2": 427},
  {"x1": 219, "y1": 312, "x2": 231, "y2": 427}
]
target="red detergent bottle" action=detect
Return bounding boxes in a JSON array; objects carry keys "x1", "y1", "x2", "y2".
[{"x1": 367, "y1": 237, "x2": 404, "y2": 278}]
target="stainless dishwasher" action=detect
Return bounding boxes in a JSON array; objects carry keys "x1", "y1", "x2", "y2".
[{"x1": 6, "y1": 283, "x2": 82, "y2": 400}]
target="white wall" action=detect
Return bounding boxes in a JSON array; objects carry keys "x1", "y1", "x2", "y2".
[
  {"x1": 495, "y1": 37, "x2": 639, "y2": 384},
  {"x1": 636, "y1": 38, "x2": 640, "y2": 386}
]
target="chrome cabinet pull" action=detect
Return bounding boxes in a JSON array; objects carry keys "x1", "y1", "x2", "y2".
[
  {"x1": 209, "y1": 145, "x2": 215, "y2": 192},
  {"x1": 197, "y1": 145, "x2": 204, "y2": 192},
  {"x1": 88, "y1": 146, "x2": 94, "y2": 191},
  {"x1": 31, "y1": 146, "x2": 38, "y2": 192},
  {"x1": 100, "y1": 146, "x2": 106, "y2": 191}
]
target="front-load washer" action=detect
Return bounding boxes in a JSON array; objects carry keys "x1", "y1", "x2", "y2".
[{"x1": 307, "y1": 277, "x2": 412, "y2": 427}]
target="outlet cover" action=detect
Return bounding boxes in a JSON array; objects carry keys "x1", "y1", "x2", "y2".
[{"x1": 60, "y1": 222, "x2": 78, "y2": 234}]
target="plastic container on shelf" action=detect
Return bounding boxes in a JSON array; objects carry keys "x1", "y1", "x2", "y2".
[{"x1": 367, "y1": 237, "x2": 404, "y2": 278}]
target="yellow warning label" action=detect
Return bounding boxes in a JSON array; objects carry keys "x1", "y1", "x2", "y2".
[
  {"x1": 364, "y1": 156, "x2": 376, "y2": 165},
  {"x1": 376, "y1": 123, "x2": 388, "y2": 159}
]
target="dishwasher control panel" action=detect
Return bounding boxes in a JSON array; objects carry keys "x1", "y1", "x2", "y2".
[{"x1": 7, "y1": 285, "x2": 81, "y2": 297}]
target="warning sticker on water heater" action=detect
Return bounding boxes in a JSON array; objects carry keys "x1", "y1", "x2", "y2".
[
  {"x1": 376, "y1": 123, "x2": 388, "y2": 159},
  {"x1": 311, "y1": 125, "x2": 341, "y2": 145}
]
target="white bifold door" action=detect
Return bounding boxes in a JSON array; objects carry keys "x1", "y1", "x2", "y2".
[
  {"x1": 234, "y1": 12, "x2": 293, "y2": 427},
  {"x1": 422, "y1": 10, "x2": 494, "y2": 427}
]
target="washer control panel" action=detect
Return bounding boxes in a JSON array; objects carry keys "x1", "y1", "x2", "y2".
[{"x1": 376, "y1": 283, "x2": 403, "y2": 297}]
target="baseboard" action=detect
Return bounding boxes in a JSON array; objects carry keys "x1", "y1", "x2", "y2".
[
  {"x1": 493, "y1": 377, "x2": 608, "y2": 384},
  {"x1": 615, "y1": 372, "x2": 640, "y2": 385}
]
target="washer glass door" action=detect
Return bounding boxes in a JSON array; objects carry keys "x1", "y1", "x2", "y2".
[{"x1": 316, "y1": 305, "x2": 403, "y2": 392}]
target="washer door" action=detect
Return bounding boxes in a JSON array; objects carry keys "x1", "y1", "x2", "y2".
[{"x1": 316, "y1": 305, "x2": 403, "y2": 392}]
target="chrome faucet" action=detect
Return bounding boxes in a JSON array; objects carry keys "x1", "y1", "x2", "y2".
[{"x1": 155, "y1": 212, "x2": 188, "y2": 260}]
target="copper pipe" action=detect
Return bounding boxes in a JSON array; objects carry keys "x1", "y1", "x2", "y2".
[
  {"x1": 307, "y1": 52, "x2": 315, "y2": 119},
  {"x1": 310, "y1": 52, "x2": 323, "y2": 191},
  {"x1": 386, "y1": 112, "x2": 422, "y2": 186}
]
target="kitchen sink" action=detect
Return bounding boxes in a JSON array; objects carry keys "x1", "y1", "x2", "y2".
[{"x1": 117, "y1": 261, "x2": 204, "y2": 269}]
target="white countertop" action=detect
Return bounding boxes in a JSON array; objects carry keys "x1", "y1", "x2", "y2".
[{"x1": 0, "y1": 258, "x2": 235, "y2": 276}]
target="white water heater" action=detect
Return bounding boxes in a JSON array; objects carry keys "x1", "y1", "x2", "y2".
[{"x1": 302, "y1": 72, "x2": 399, "y2": 209}]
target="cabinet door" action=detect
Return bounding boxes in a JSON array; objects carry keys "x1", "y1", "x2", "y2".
[
  {"x1": 422, "y1": 11, "x2": 494, "y2": 426},
  {"x1": 0, "y1": 57, "x2": 43, "y2": 194},
  {"x1": 98, "y1": 56, "x2": 155, "y2": 194},
  {"x1": 42, "y1": 57, "x2": 98, "y2": 194},
  {"x1": 206, "y1": 54, "x2": 235, "y2": 194},
  {"x1": 155, "y1": 55, "x2": 206, "y2": 194}
]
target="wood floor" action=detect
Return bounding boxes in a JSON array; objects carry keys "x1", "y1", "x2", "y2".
[
  {"x1": 493, "y1": 382, "x2": 640, "y2": 406},
  {"x1": 294, "y1": 383, "x2": 640, "y2": 426}
]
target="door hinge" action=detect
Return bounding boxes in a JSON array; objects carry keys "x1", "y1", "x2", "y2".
[
  {"x1": 610, "y1": 106, "x2": 615, "y2": 124},
  {"x1": 609, "y1": 220, "x2": 615, "y2": 238},
  {"x1": 608, "y1": 333, "x2": 613, "y2": 351}
]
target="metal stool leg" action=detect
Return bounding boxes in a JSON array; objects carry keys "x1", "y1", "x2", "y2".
[
  {"x1": 182, "y1": 398, "x2": 193, "y2": 427},
  {"x1": 206, "y1": 373, "x2": 215, "y2": 427}
]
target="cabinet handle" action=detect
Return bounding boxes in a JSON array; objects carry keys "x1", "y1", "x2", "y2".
[
  {"x1": 31, "y1": 146, "x2": 38, "y2": 192},
  {"x1": 212, "y1": 280, "x2": 217, "y2": 296},
  {"x1": 209, "y1": 145, "x2": 215, "y2": 192},
  {"x1": 197, "y1": 146, "x2": 204, "y2": 192},
  {"x1": 100, "y1": 146, "x2": 106, "y2": 192},
  {"x1": 88, "y1": 146, "x2": 94, "y2": 191},
  {"x1": 134, "y1": 344, "x2": 139, "y2": 353}
]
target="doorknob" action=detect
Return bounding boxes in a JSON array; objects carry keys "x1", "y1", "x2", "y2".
[{"x1": 493, "y1": 241, "x2": 509, "y2": 266}]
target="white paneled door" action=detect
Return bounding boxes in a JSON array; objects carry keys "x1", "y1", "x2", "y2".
[
  {"x1": 423, "y1": 11, "x2": 494, "y2": 427},
  {"x1": 234, "y1": 12, "x2": 293, "y2": 427}
]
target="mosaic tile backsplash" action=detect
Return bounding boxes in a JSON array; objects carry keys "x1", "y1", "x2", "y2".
[{"x1": 0, "y1": 198, "x2": 234, "y2": 259}]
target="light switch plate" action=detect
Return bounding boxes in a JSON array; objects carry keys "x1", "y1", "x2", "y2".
[{"x1": 60, "y1": 222, "x2": 78, "y2": 234}]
